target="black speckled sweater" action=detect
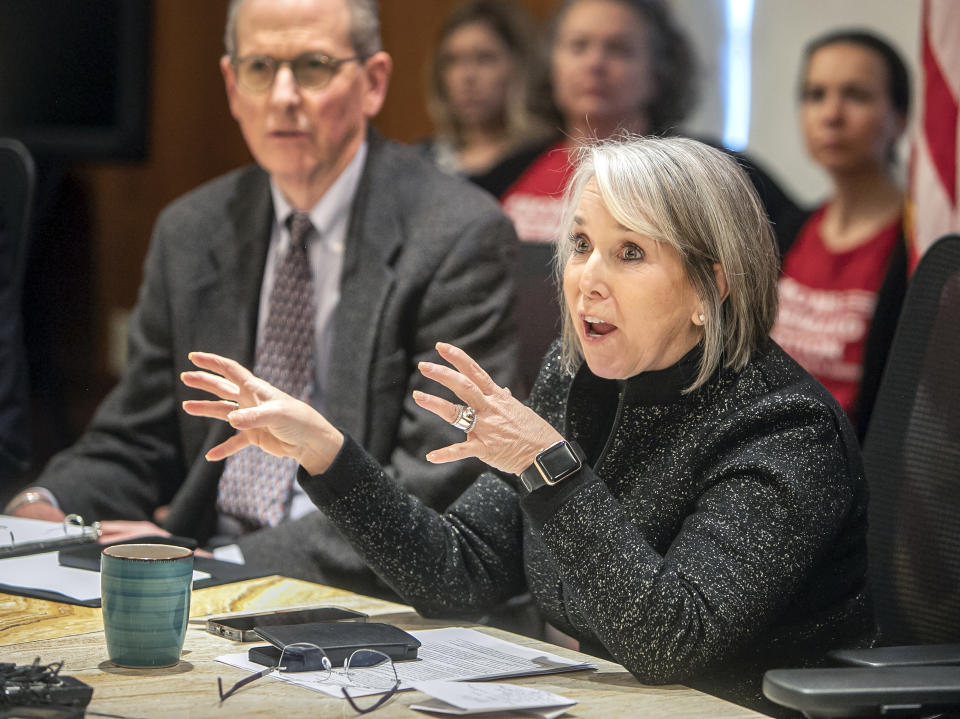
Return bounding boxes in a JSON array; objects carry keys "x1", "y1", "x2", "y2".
[{"x1": 301, "y1": 340, "x2": 875, "y2": 714}]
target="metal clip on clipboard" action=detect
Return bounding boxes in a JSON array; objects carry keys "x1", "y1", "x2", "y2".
[{"x1": 0, "y1": 514, "x2": 101, "y2": 559}]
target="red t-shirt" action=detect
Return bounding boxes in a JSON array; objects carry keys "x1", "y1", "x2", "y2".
[
  {"x1": 500, "y1": 143, "x2": 573, "y2": 243},
  {"x1": 771, "y1": 206, "x2": 901, "y2": 419}
]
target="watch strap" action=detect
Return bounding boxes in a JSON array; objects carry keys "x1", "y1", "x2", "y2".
[
  {"x1": 519, "y1": 471, "x2": 542, "y2": 492},
  {"x1": 519, "y1": 466, "x2": 539, "y2": 493}
]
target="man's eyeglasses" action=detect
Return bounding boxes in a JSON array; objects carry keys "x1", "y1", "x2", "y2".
[
  {"x1": 217, "y1": 643, "x2": 400, "y2": 714},
  {"x1": 232, "y1": 52, "x2": 363, "y2": 92}
]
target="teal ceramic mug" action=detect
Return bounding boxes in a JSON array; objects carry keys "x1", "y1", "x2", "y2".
[{"x1": 101, "y1": 544, "x2": 194, "y2": 667}]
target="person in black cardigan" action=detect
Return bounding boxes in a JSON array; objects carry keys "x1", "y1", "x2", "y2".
[{"x1": 182, "y1": 136, "x2": 874, "y2": 716}]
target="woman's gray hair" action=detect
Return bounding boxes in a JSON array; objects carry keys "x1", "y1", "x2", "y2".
[
  {"x1": 555, "y1": 135, "x2": 779, "y2": 391},
  {"x1": 224, "y1": 0, "x2": 382, "y2": 60}
]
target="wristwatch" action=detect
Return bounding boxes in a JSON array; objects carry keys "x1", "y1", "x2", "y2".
[
  {"x1": 4, "y1": 489, "x2": 50, "y2": 514},
  {"x1": 519, "y1": 440, "x2": 583, "y2": 493}
]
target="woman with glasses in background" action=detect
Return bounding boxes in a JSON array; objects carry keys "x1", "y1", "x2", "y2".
[{"x1": 182, "y1": 135, "x2": 873, "y2": 718}]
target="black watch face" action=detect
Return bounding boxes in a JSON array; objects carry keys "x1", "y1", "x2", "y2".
[{"x1": 537, "y1": 442, "x2": 581, "y2": 484}]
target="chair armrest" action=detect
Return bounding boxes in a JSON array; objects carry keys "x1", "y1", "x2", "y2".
[
  {"x1": 763, "y1": 666, "x2": 960, "y2": 718},
  {"x1": 830, "y1": 644, "x2": 960, "y2": 668}
]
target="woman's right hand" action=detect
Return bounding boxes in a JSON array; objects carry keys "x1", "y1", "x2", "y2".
[{"x1": 180, "y1": 352, "x2": 344, "y2": 475}]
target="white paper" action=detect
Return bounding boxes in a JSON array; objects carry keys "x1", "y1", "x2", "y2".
[
  {"x1": 0, "y1": 551, "x2": 104, "y2": 601},
  {"x1": 409, "y1": 680, "x2": 576, "y2": 715},
  {"x1": 0, "y1": 550, "x2": 210, "y2": 602},
  {"x1": 216, "y1": 627, "x2": 594, "y2": 700},
  {"x1": 216, "y1": 652, "x2": 385, "y2": 698}
]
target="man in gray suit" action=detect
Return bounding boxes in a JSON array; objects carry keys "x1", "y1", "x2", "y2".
[{"x1": 6, "y1": 0, "x2": 519, "y2": 598}]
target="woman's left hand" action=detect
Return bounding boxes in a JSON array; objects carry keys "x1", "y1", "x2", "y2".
[
  {"x1": 415, "y1": 342, "x2": 564, "y2": 474},
  {"x1": 180, "y1": 352, "x2": 343, "y2": 475}
]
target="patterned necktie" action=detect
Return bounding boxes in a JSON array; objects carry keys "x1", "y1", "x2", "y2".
[{"x1": 217, "y1": 212, "x2": 317, "y2": 528}]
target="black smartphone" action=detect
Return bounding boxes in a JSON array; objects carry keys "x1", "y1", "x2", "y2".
[{"x1": 205, "y1": 606, "x2": 367, "y2": 641}]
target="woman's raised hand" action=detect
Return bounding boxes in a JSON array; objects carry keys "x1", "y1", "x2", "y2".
[
  {"x1": 180, "y1": 352, "x2": 343, "y2": 475},
  {"x1": 414, "y1": 343, "x2": 564, "y2": 475}
]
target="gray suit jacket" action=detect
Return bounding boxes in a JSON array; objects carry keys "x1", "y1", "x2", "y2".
[{"x1": 37, "y1": 132, "x2": 520, "y2": 598}]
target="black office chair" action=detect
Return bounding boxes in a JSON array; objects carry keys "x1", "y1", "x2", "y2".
[
  {"x1": 763, "y1": 234, "x2": 960, "y2": 718},
  {"x1": 512, "y1": 241, "x2": 562, "y2": 398},
  {"x1": 0, "y1": 138, "x2": 36, "y2": 488},
  {"x1": 861, "y1": 234, "x2": 960, "y2": 647}
]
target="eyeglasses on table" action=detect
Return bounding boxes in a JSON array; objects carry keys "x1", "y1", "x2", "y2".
[{"x1": 217, "y1": 642, "x2": 401, "y2": 714}]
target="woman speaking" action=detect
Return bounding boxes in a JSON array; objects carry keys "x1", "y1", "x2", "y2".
[{"x1": 182, "y1": 136, "x2": 873, "y2": 715}]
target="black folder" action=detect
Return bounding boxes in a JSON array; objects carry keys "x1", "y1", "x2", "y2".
[{"x1": 253, "y1": 621, "x2": 421, "y2": 667}]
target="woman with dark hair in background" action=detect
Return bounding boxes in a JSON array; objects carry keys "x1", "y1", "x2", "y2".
[
  {"x1": 419, "y1": 0, "x2": 556, "y2": 197},
  {"x1": 771, "y1": 30, "x2": 911, "y2": 440}
]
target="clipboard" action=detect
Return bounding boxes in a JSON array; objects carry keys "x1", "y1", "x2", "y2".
[{"x1": 0, "y1": 514, "x2": 99, "y2": 558}]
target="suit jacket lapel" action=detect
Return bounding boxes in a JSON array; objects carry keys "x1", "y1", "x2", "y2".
[
  {"x1": 326, "y1": 133, "x2": 403, "y2": 442},
  {"x1": 192, "y1": 168, "x2": 272, "y2": 362},
  {"x1": 226, "y1": 168, "x2": 274, "y2": 366},
  {"x1": 193, "y1": 167, "x2": 273, "y2": 451}
]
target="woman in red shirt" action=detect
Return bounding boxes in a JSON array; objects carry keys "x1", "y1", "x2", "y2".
[
  {"x1": 771, "y1": 30, "x2": 911, "y2": 439},
  {"x1": 501, "y1": 0, "x2": 696, "y2": 243}
]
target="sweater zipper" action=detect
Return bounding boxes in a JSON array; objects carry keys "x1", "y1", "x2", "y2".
[
  {"x1": 561, "y1": 369, "x2": 625, "y2": 474},
  {"x1": 592, "y1": 385, "x2": 627, "y2": 474}
]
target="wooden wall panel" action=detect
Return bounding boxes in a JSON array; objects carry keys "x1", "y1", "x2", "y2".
[{"x1": 77, "y1": 0, "x2": 249, "y2": 325}]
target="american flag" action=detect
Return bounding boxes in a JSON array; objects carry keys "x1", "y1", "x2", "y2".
[{"x1": 908, "y1": 0, "x2": 960, "y2": 267}]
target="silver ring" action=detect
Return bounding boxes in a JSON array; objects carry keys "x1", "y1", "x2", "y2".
[{"x1": 451, "y1": 404, "x2": 477, "y2": 433}]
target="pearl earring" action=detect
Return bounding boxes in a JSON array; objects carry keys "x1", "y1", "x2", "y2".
[{"x1": 698, "y1": 313, "x2": 705, "y2": 323}]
